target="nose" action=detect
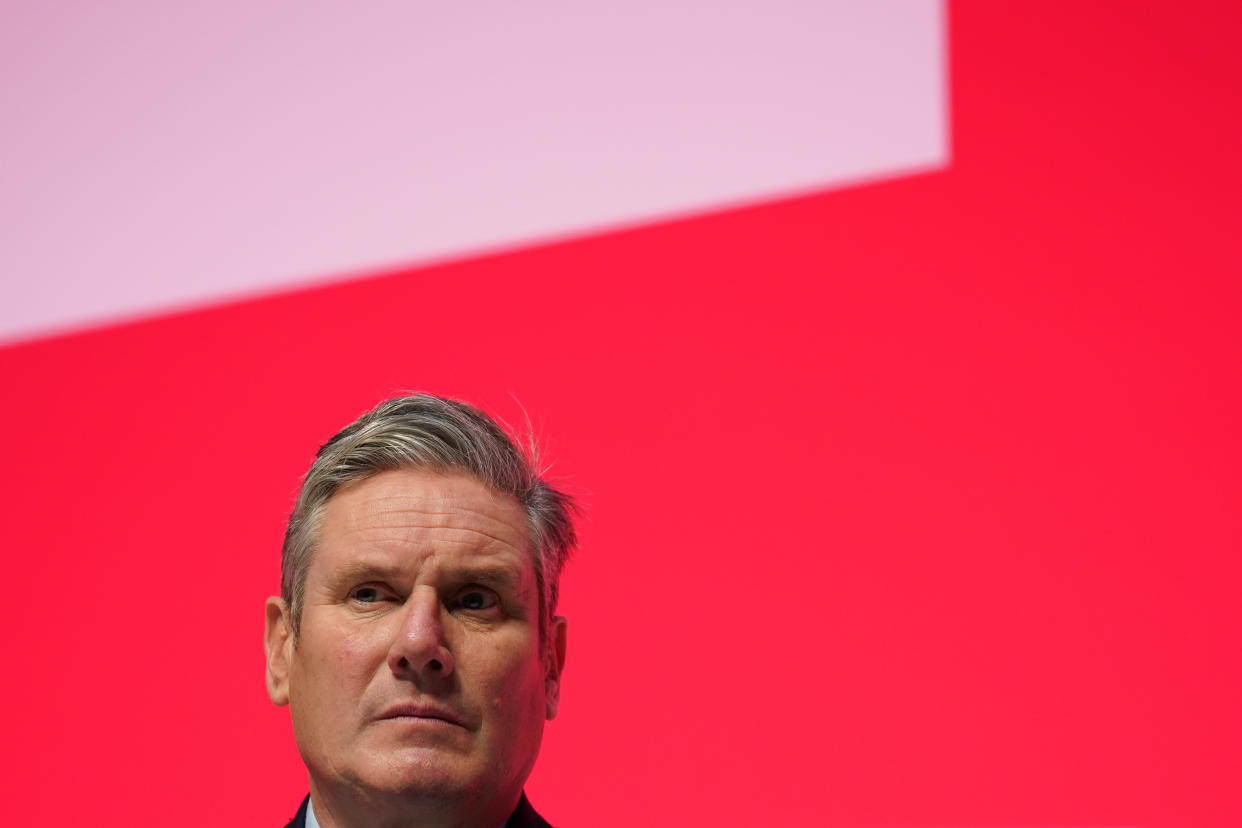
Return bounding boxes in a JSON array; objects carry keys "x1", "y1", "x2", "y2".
[{"x1": 387, "y1": 586, "x2": 455, "y2": 681}]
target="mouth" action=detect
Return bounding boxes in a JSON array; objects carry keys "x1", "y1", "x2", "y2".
[{"x1": 378, "y1": 703, "x2": 466, "y2": 728}]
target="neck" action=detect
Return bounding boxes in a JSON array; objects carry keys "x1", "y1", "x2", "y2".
[{"x1": 307, "y1": 778, "x2": 519, "y2": 828}]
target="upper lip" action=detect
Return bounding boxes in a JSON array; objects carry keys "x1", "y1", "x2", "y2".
[{"x1": 377, "y1": 702, "x2": 466, "y2": 727}]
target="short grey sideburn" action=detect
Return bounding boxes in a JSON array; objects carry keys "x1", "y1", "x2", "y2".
[{"x1": 280, "y1": 394, "x2": 578, "y2": 643}]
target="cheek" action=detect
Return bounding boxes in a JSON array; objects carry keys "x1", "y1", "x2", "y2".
[
  {"x1": 296, "y1": 626, "x2": 390, "y2": 708},
  {"x1": 334, "y1": 628, "x2": 391, "y2": 685},
  {"x1": 474, "y1": 642, "x2": 546, "y2": 714}
]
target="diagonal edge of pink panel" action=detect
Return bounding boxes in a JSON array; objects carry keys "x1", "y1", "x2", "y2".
[{"x1": 1, "y1": 0, "x2": 948, "y2": 346}]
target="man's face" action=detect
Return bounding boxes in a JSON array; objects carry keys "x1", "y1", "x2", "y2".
[{"x1": 264, "y1": 469, "x2": 566, "y2": 815}]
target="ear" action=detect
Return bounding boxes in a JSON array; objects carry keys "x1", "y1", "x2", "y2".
[
  {"x1": 544, "y1": 615, "x2": 568, "y2": 720},
  {"x1": 264, "y1": 596, "x2": 294, "y2": 707}
]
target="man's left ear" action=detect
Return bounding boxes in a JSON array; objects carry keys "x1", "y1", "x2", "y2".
[{"x1": 544, "y1": 615, "x2": 568, "y2": 720}]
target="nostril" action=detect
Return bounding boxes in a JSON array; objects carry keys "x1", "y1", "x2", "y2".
[
  {"x1": 398, "y1": 657, "x2": 409, "y2": 669},
  {"x1": 428, "y1": 658, "x2": 442, "y2": 671}
]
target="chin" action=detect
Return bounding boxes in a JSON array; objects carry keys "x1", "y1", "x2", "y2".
[{"x1": 358, "y1": 747, "x2": 487, "y2": 801}]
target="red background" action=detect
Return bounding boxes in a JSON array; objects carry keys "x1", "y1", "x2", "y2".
[{"x1": 2, "y1": 2, "x2": 1239, "y2": 825}]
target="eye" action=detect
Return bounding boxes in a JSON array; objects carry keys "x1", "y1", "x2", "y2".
[
  {"x1": 455, "y1": 589, "x2": 499, "y2": 612},
  {"x1": 349, "y1": 585, "x2": 390, "y2": 604}
]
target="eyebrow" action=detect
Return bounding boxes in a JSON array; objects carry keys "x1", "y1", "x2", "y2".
[
  {"x1": 454, "y1": 565, "x2": 521, "y2": 592},
  {"x1": 326, "y1": 560, "x2": 407, "y2": 588},
  {"x1": 325, "y1": 559, "x2": 525, "y2": 594}
]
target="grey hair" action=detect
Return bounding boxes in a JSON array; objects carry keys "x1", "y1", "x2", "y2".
[{"x1": 280, "y1": 394, "x2": 578, "y2": 643}]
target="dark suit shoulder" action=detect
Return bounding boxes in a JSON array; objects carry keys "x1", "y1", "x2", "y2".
[
  {"x1": 509, "y1": 792, "x2": 554, "y2": 828},
  {"x1": 279, "y1": 791, "x2": 550, "y2": 828},
  {"x1": 282, "y1": 796, "x2": 308, "y2": 828}
]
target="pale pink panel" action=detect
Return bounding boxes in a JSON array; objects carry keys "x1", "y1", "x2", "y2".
[{"x1": 1, "y1": 0, "x2": 946, "y2": 344}]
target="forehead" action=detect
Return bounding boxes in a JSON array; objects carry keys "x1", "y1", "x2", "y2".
[{"x1": 311, "y1": 469, "x2": 533, "y2": 578}]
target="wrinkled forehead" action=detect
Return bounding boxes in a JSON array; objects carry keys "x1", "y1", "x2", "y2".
[{"x1": 312, "y1": 468, "x2": 536, "y2": 578}]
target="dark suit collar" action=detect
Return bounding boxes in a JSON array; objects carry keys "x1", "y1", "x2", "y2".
[
  {"x1": 282, "y1": 795, "x2": 309, "y2": 828},
  {"x1": 283, "y1": 791, "x2": 552, "y2": 828},
  {"x1": 507, "y1": 792, "x2": 553, "y2": 828}
]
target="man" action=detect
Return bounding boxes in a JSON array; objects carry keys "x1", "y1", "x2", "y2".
[{"x1": 264, "y1": 394, "x2": 577, "y2": 828}]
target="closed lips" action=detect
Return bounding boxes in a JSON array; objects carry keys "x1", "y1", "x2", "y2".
[{"x1": 379, "y1": 704, "x2": 465, "y2": 726}]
